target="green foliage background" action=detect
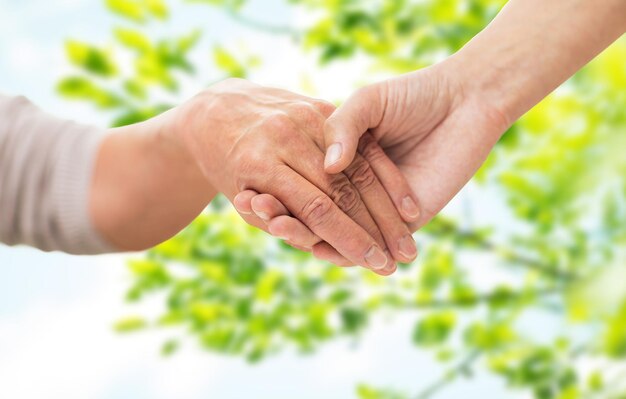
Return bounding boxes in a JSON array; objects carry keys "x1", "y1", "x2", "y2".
[{"x1": 57, "y1": 0, "x2": 626, "y2": 398}]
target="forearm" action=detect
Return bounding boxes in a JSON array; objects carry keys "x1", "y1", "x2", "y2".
[
  {"x1": 91, "y1": 110, "x2": 216, "y2": 251},
  {"x1": 450, "y1": 0, "x2": 626, "y2": 126}
]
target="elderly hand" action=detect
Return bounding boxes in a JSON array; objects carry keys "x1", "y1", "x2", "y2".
[{"x1": 165, "y1": 79, "x2": 418, "y2": 275}]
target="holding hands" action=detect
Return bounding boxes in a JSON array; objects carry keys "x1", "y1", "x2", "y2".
[
  {"x1": 91, "y1": 0, "x2": 625, "y2": 275},
  {"x1": 170, "y1": 79, "x2": 419, "y2": 275},
  {"x1": 234, "y1": 63, "x2": 509, "y2": 272},
  {"x1": 231, "y1": 0, "x2": 626, "y2": 272}
]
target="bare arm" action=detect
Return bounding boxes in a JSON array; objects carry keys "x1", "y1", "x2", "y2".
[
  {"x1": 451, "y1": 0, "x2": 626, "y2": 127},
  {"x1": 90, "y1": 111, "x2": 216, "y2": 251}
]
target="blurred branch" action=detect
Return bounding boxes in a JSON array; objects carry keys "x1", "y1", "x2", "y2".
[
  {"x1": 408, "y1": 287, "x2": 560, "y2": 310},
  {"x1": 429, "y1": 218, "x2": 579, "y2": 282},
  {"x1": 414, "y1": 350, "x2": 482, "y2": 399}
]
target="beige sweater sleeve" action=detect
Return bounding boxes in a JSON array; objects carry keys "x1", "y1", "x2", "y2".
[{"x1": 0, "y1": 93, "x2": 113, "y2": 254}]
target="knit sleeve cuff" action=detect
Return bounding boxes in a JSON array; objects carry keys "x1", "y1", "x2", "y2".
[{"x1": 52, "y1": 121, "x2": 117, "y2": 254}]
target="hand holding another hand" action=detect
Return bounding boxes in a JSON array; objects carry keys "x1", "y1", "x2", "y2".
[
  {"x1": 167, "y1": 79, "x2": 419, "y2": 275},
  {"x1": 238, "y1": 62, "x2": 512, "y2": 265}
]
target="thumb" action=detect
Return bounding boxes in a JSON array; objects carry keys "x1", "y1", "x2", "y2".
[{"x1": 323, "y1": 84, "x2": 386, "y2": 174}]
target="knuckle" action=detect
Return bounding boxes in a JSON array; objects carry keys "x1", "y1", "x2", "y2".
[
  {"x1": 262, "y1": 112, "x2": 294, "y2": 134},
  {"x1": 345, "y1": 159, "x2": 378, "y2": 192},
  {"x1": 300, "y1": 195, "x2": 334, "y2": 228},
  {"x1": 358, "y1": 135, "x2": 386, "y2": 163},
  {"x1": 293, "y1": 101, "x2": 317, "y2": 115},
  {"x1": 329, "y1": 181, "x2": 361, "y2": 214},
  {"x1": 312, "y1": 100, "x2": 336, "y2": 117},
  {"x1": 291, "y1": 102, "x2": 323, "y2": 127}
]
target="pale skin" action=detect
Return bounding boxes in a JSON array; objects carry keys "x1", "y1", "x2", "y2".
[
  {"x1": 234, "y1": 0, "x2": 626, "y2": 270},
  {"x1": 90, "y1": 80, "x2": 420, "y2": 275}
]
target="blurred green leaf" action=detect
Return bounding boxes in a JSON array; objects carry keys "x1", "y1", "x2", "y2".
[
  {"x1": 114, "y1": 316, "x2": 147, "y2": 333},
  {"x1": 604, "y1": 301, "x2": 626, "y2": 357},
  {"x1": 114, "y1": 28, "x2": 152, "y2": 52},
  {"x1": 106, "y1": 0, "x2": 169, "y2": 22},
  {"x1": 413, "y1": 312, "x2": 456, "y2": 347},
  {"x1": 213, "y1": 46, "x2": 247, "y2": 78},
  {"x1": 57, "y1": 76, "x2": 122, "y2": 108},
  {"x1": 106, "y1": 0, "x2": 146, "y2": 22},
  {"x1": 65, "y1": 41, "x2": 117, "y2": 76},
  {"x1": 161, "y1": 339, "x2": 180, "y2": 356}
]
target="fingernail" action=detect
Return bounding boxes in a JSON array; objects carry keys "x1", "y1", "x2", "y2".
[
  {"x1": 324, "y1": 143, "x2": 343, "y2": 169},
  {"x1": 365, "y1": 245, "x2": 388, "y2": 270},
  {"x1": 398, "y1": 235, "x2": 417, "y2": 260},
  {"x1": 379, "y1": 250, "x2": 396, "y2": 275},
  {"x1": 256, "y1": 211, "x2": 270, "y2": 221},
  {"x1": 402, "y1": 196, "x2": 420, "y2": 219},
  {"x1": 381, "y1": 262, "x2": 397, "y2": 275}
]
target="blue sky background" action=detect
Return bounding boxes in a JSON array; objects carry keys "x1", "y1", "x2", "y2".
[{"x1": 0, "y1": 1, "x2": 528, "y2": 398}]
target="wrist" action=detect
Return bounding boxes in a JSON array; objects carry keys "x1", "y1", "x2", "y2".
[
  {"x1": 167, "y1": 91, "x2": 224, "y2": 180},
  {"x1": 145, "y1": 108, "x2": 205, "y2": 182},
  {"x1": 446, "y1": 46, "x2": 517, "y2": 129},
  {"x1": 436, "y1": 51, "x2": 514, "y2": 143}
]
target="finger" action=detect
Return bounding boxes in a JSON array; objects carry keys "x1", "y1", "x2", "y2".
[
  {"x1": 250, "y1": 193, "x2": 290, "y2": 222},
  {"x1": 344, "y1": 152, "x2": 418, "y2": 263},
  {"x1": 267, "y1": 215, "x2": 321, "y2": 249},
  {"x1": 284, "y1": 103, "x2": 407, "y2": 264},
  {"x1": 313, "y1": 243, "x2": 394, "y2": 275},
  {"x1": 377, "y1": 262, "x2": 398, "y2": 276},
  {"x1": 323, "y1": 84, "x2": 386, "y2": 174},
  {"x1": 237, "y1": 189, "x2": 351, "y2": 263},
  {"x1": 249, "y1": 194, "x2": 352, "y2": 263},
  {"x1": 237, "y1": 211, "x2": 271, "y2": 234},
  {"x1": 260, "y1": 165, "x2": 391, "y2": 271},
  {"x1": 236, "y1": 183, "x2": 379, "y2": 268},
  {"x1": 266, "y1": 211, "x2": 353, "y2": 265},
  {"x1": 233, "y1": 190, "x2": 273, "y2": 232},
  {"x1": 311, "y1": 242, "x2": 356, "y2": 267},
  {"x1": 284, "y1": 241, "x2": 312, "y2": 252},
  {"x1": 277, "y1": 217, "x2": 353, "y2": 265},
  {"x1": 281, "y1": 137, "x2": 396, "y2": 269},
  {"x1": 358, "y1": 133, "x2": 421, "y2": 223},
  {"x1": 233, "y1": 190, "x2": 259, "y2": 215},
  {"x1": 236, "y1": 190, "x2": 350, "y2": 263}
]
